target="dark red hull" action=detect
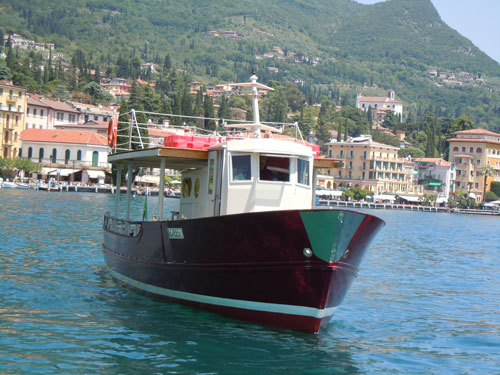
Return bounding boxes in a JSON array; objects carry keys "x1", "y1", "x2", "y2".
[{"x1": 102, "y1": 209, "x2": 384, "y2": 333}]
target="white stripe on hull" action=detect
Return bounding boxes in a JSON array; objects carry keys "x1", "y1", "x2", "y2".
[{"x1": 108, "y1": 268, "x2": 338, "y2": 319}]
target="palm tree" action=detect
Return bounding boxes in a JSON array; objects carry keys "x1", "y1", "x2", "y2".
[{"x1": 480, "y1": 165, "x2": 495, "y2": 201}]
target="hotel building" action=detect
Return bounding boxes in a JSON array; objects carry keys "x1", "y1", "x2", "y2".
[
  {"x1": 0, "y1": 80, "x2": 27, "y2": 158},
  {"x1": 325, "y1": 137, "x2": 422, "y2": 197},
  {"x1": 448, "y1": 129, "x2": 500, "y2": 201}
]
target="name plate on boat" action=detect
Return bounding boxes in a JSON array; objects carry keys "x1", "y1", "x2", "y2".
[{"x1": 168, "y1": 228, "x2": 184, "y2": 239}]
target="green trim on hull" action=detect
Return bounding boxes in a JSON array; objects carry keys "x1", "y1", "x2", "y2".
[{"x1": 300, "y1": 210, "x2": 365, "y2": 262}]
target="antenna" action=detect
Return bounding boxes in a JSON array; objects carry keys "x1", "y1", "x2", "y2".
[{"x1": 250, "y1": 70, "x2": 261, "y2": 138}]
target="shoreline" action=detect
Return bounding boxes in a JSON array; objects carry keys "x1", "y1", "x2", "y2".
[{"x1": 316, "y1": 199, "x2": 500, "y2": 216}]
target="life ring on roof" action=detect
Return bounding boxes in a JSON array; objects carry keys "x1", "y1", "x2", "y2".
[{"x1": 107, "y1": 118, "x2": 118, "y2": 148}]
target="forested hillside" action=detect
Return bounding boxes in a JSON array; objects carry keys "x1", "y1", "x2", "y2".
[{"x1": 1, "y1": 0, "x2": 499, "y2": 142}]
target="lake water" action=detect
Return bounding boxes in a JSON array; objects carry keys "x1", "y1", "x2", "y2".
[{"x1": 0, "y1": 189, "x2": 499, "y2": 374}]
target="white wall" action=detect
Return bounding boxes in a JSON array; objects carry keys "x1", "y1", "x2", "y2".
[{"x1": 21, "y1": 140, "x2": 109, "y2": 167}]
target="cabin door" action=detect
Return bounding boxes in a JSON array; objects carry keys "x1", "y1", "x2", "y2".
[
  {"x1": 206, "y1": 151, "x2": 218, "y2": 216},
  {"x1": 207, "y1": 150, "x2": 224, "y2": 216}
]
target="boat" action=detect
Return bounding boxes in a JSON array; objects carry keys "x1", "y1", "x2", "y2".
[
  {"x1": 1, "y1": 180, "x2": 29, "y2": 189},
  {"x1": 102, "y1": 72, "x2": 385, "y2": 333}
]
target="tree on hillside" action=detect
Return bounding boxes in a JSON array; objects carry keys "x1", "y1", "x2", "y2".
[
  {"x1": 398, "y1": 146, "x2": 424, "y2": 158},
  {"x1": 335, "y1": 106, "x2": 369, "y2": 137},
  {"x1": 0, "y1": 65, "x2": 12, "y2": 81},
  {"x1": 285, "y1": 87, "x2": 306, "y2": 113},
  {"x1": 298, "y1": 106, "x2": 315, "y2": 141},
  {"x1": 203, "y1": 94, "x2": 215, "y2": 130},
  {"x1": 316, "y1": 117, "x2": 332, "y2": 154},
  {"x1": 382, "y1": 111, "x2": 399, "y2": 130},
  {"x1": 82, "y1": 81, "x2": 113, "y2": 104}
]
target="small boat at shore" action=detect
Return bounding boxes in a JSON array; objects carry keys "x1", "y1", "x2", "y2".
[
  {"x1": 1, "y1": 180, "x2": 29, "y2": 189},
  {"x1": 102, "y1": 73, "x2": 385, "y2": 333}
]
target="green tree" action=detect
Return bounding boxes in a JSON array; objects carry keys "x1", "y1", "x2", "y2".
[
  {"x1": 299, "y1": 106, "x2": 315, "y2": 141},
  {"x1": 316, "y1": 118, "x2": 332, "y2": 154},
  {"x1": 479, "y1": 165, "x2": 495, "y2": 201},
  {"x1": 398, "y1": 147, "x2": 424, "y2": 158},
  {"x1": 0, "y1": 64, "x2": 12, "y2": 81},
  {"x1": 490, "y1": 181, "x2": 500, "y2": 197},
  {"x1": 484, "y1": 191, "x2": 498, "y2": 202},
  {"x1": 82, "y1": 81, "x2": 113, "y2": 104},
  {"x1": 203, "y1": 94, "x2": 215, "y2": 130}
]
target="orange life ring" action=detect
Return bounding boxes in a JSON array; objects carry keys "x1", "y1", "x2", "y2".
[{"x1": 107, "y1": 118, "x2": 117, "y2": 148}]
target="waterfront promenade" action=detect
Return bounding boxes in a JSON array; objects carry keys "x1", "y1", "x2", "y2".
[{"x1": 317, "y1": 199, "x2": 500, "y2": 216}]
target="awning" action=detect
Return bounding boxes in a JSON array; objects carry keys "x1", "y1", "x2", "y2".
[
  {"x1": 40, "y1": 168, "x2": 81, "y2": 176},
  {"x1": 86, "y1": 170, "x2": 106, "y2": 179},
  {"x1": 374, "y1": 194, "x2": 396, "y2": 201},
  {"x1": 316, "y1": 189, "x2": 342, "y2": 197},
  {"x1": 41, "y1": 167, "x2": 57, "y2": 175},
  {"x1": 49, "y1": 168, "x2": 81, "y2": 177},
  {"x1": 399, "y1": 195, "x2": 421, "y2": 202},
  {"x1": 136, "y1": 175, "x2": 161, "y2": 184}
]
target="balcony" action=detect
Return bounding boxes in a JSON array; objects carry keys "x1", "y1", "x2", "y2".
[{"x1": 26, "y1": 157, "x2": 111, "y2": 170}]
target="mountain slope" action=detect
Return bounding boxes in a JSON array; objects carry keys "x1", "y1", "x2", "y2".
[{"x1": 1, "y1": 0, "x2": 499, "y2": 130}]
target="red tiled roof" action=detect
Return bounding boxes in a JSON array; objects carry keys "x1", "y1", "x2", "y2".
[
  {"x1": 148, "y1": 129, "x2": 176, "y2": 137},
  {"x1": 415, "y1": 157, "x2": 452, "y2": 167},
  {"x1": 456, "y1": 128, "x2": 500, "y2": 137},
  {"x1": 448, "y1": 138, "x2": 500, "y2": 145},
  {"x1": 21, "y1": 128, "x2": 108, "y2": 146},
  {"x1": 27, "y1": 94, "x2": 79, "y2": 113},
  {"x1": 358, "y1": 96, "x2": 402, "y2": 103}
]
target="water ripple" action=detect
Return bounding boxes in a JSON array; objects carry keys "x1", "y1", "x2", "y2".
[{"x1": 0, "y1": 191, "x2": 499, "y2": 374}]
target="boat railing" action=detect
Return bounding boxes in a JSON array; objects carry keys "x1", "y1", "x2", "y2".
[
  {"x1": 103, "y1": 214, "x2": 142, "y2": 237},
  {"x1": 113, "y1": 108, "x2": 305, "y2": 153}
]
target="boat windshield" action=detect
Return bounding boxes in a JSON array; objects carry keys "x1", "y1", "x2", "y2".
[{"x1": 259, "y1": 155, "x2": 290, "y2": 182}]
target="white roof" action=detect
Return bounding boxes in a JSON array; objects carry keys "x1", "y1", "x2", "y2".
[{"x1": 217, "y1": 138, "x2": 313, "y2": 158}]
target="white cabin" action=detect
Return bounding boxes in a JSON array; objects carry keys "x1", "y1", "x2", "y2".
[{"x1": 179, "y1": 138, "x2": 314, "y2": 219}]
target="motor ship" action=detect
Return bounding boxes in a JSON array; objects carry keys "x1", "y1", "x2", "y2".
[{"x1": 102, "y1": 72, "x2": 385, "y2": 333}]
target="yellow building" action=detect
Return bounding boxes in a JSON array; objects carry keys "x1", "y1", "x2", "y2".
[
  {"x1": 326, "y1": 137, "x2": 422, "y2": 197},
  {"x1": 448, "y1": 129, "x2": 500, "y2": 201},
  {"x1": 0, "y1": 81, "x2": 27, "y2": 158}
]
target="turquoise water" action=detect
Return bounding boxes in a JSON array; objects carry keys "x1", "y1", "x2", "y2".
[{"x1": 0, "y1": 189, "x2": 499, "y2": 374}]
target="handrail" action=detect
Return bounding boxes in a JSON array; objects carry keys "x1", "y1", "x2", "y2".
[{"x1": 103, "y1": 213, "x2": 142, "y2": 237}]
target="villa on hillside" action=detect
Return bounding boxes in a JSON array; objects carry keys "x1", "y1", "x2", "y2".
[{"x1": 356, "y1": 90, "x2": 403, "y2": 124}]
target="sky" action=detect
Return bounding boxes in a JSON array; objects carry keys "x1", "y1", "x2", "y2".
[{"x1": 355, "y1": 0, "x2": 500, "y2": 64}]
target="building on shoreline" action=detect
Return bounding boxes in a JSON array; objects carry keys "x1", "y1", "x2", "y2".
[
  {"x1": 448, "y1": 129, "x2": 500, "y2": 202},
  {"x1": 20, "y1": 128, "x2": 110, "y2": 184},
  {"x1": 26, "y1": 94, "x2": 80, "y2": 130},
  {"x1": 325, "y1": 136, "x2": 422, "y2": 198},
  {"x1": 414, "y1": 158, "x2": 456, "y2": 199},
  {"x1": 0, "y1": 80, "x2": 27, "y2": 158}
]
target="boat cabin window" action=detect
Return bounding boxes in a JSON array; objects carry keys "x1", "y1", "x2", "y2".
[
  {"x1": 208, "y1": 159, "x2": 214, "y2": 194},
  {"x1": 259, "y1": 155, "x2": 290, "y2": 182},
  {"x1": 297, "y1": 158, "x2": 310, "y2": 186},
  {"x1": 182, "y1": 177, "x2": 192, "y2": 197},
  {"x1": 232, "y1": 154, "x2": 252, "y2": 181}
]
